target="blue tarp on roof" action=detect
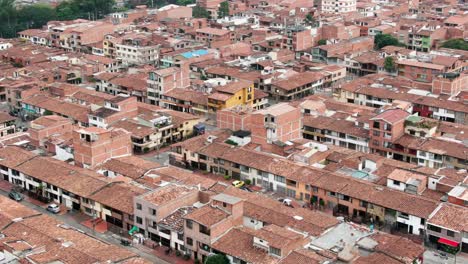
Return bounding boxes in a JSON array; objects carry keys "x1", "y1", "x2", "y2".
[{"x1": 181, "y1": 49, "x2": 209, "y2": 59}]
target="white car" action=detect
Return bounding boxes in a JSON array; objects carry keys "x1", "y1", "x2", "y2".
[{"x1": 47, "y1": 204, "x2": 60, "y2": 214}]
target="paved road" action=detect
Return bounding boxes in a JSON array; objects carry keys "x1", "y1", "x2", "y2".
[
  {"x1": 0, "y1": 188, "x2": 169, "y2": 264},
  {"x1": 423, "y1": 249, "x2": 468, "y2": 264}
]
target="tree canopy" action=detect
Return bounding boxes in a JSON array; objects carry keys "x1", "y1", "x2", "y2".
[
  {"x1": 374, "y1": 34, "x2": 405, "y2": 50},
  {"x1": 205, "y1": 254, "x2": 230, "y2": 264},
  {"x1": 441, "y1": 38, "x2": 468, "y2": 51},
  {"x1": 318, "y1": 39, "x2": 327, "y2": 45},
  {"x1": 0, "y1": 0, "x2": 116, "y2": 38},
  {"x1": 193, "y1": 5, "x2": 210, "y2": 19},
  {"x1": 218, "y1": 1, "x2": 229, "y2": 18},
  {"x1": 384, "y1": 56, "x2": 396, "y2": 72}
]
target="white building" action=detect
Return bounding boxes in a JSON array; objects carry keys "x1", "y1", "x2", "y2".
[{"x1": 321, "y1": 0, "x2": 357, "y2": 13}]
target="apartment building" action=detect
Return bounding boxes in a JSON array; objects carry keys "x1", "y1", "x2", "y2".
[
  {"x1": 147, "y1": 66, "x2": 190, "y2": 106},
  {"x1": 0, "y1": 112, "x2": 16, "y2": 138},
  {"x1": 321, "y1": 0, "x2": 357, "y2": 13},
  {"x1": 110, "y1": 33, "x2": 160, "y2": 65},
  {"x1": 73, "y1": 126, "x2": 132, "y2": 169},
  {"x1": 207, "y1": 80, "x2": 254, "y2": 111},
  {"x1": 133, "y1": 185, "x2": 200, "y2": 246}
]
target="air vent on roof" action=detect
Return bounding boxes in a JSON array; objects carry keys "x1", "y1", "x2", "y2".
[{"x1": 293, "y1": 215, "x2": 303, "y2": 221}]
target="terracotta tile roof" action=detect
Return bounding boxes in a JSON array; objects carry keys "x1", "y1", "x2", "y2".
[
  {"x1": 0, "y1": 112, "x2": 15, "y2": 123},
  {"x1": 253, "y1": 224, "x2": 305, "y2": 248},
  {"x1": 353, "y1": 253, "x2": 401, "y2": 264},
  {"x1": 159, "y1": 207, "x2": 195, "y2": 232},
  {"x1": 149, "y1": 166, "x2": 216, "y2": 189},
  {"x1": 142, "y1": 184, "x2": 196, "y2": 206},
  {"x1": 90, "y1": 183, "x2": 146, "y2": 214},
  {"x1": 211, "y1": 227, "x2": 278, "y2": 264},
  {"x1": 369, "y1": 232, "x2": 425, "y2": 263},
  {"x1": 279, "y1": 249, "x2": 332, "y2": 264},
  {"x1": 428, "y1": 203, "x2": 468, "y2": 232},
  {"x1": 185, "y1": 205, "x2": 229, "y2": 226},
  {"x1": 14, "y1": 156, "x2": 110, "y2": 197},
  {"x1": 23, "y1": 94, "x2": 90, "y2": 123},
  {"x1": 0, "y1": 196, "x2": 39, "y2": 229},
  {"x1": 163, "y1": 88, "x2": 208, "y2": 106},
  {"x1": 216, "y1": 80, "x2": 252, "y2": 94},
  {"x1": 2, "y1": 214, "x2": 136, "y2": 263},
  {"x1": 273, "y1": 71, "x2": 325, "y2": 91},
  {"x1": 371, "y1": 108, "x2": 409, "y2": 124},
  {"x1": 303, "y1": 115, "x2": 369, "y2": 139},
  {"x1": 0, "y1": 146, "x2": 37, "y2": 168},
  {"x1": 99, "y1": 156, "x2": 161, "y2": 180}
]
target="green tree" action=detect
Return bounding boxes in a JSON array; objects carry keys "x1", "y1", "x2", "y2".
[
  {"x1": 205, "y1": 254, "x2": 230, "y2": 264},
  {"x1": 318, "y1": 39, "x2": 327, "y2": 45},
  {"x1": 441, "y1": 38, "x2": 468, "y2": 51},
  {"x1": 192, "y1": 5, "x2": 210, "y2": 18},
  {"x1": 176, "y1": 0, "x2": 194, "y2": 5},
  {"x1": 17, "y1": 4, "x2": 57, "y2": 30},
  {"x1": 374, "y1": 33, "x2": 404, "y2": 50},
  {"x1": 384, "y1": 56, "x2": 396, "y2": 72},
  {"x1": 218, "y1": 1, "x2": 229, "y2": 18},
  {"x1": 0, "y1": 0, "x2": 18, "y2": 38}
]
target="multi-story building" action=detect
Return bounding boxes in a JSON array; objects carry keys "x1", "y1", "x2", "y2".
[
  {"x1": 111, "y1": 33, "x2": 160, "y2": 65},
  {"x1": 427, "y1": 203, "x2": 468, "y2": 253},
  {"x1": 73, "y1": 126, "x2": 132, "y2": 169},
  {"x1": 207, "y1": 80, "x2": 254, "y2": 111},
  {"x1": 0, "y1": 112, "x2": 16, "y2": 138},
  {"x1": 147, "y1": 65, "x2": 190, "y2": 106},
  {"x1": 321, "y1": 0, "x2": 357, "y2": 14}
]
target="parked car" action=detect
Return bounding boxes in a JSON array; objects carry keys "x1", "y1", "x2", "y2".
[
  {"x1": 47, "y1": 203, "x2": 61, "y2": 214},
  {"x1": 232, "y1": 180, "x2": 245, "y2": 188},
  {"x1": 8, "y1": 191, "x2": 23, "y2": 201}
]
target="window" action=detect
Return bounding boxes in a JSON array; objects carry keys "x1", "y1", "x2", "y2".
[
  {"x1": 446, "y1": 230, "x2": 455, "y2": 237},
  {"x1": 274, "y1": 175, "x2": 285, "y2": 183},
  {"x1": 312, "y1": 186, "x2": 318, "y2": 193},
  {"x1": 136, "y1": 216, "x2": 143, "y2": 225},
  {"x1": 186, "y1": 237, "x2": 193, "y2": 246},
  {"x1": 427, "y1": 225, "x2": 441, "y2": 233},
  {"x1": 177, "y1": 233, "x2": 184, "y2": 241},
  {"x1": 393, "y1": 180, "x2": 401, "y2": 186},
  {"x1": 149, "y1": 208, "x2": 156, "y2": 216},
  {"x1": 186, "y1": 220, "x2": 193, "y2": 229},
  {"x1": 373, "y1": 130, "x2": 380, "y2": 136},
  {"x1": 199, "y1": 225, "x2": 210, "y2": 235},
  {"x1": 136, "y1": 203, "x2": 142, "y2": 210},
  {"x1": 373, "y1": 122, "x2": 380, "y2": 129},
  {"x1": 269, "y1": 247, "x2": 281, "y2": 257}
]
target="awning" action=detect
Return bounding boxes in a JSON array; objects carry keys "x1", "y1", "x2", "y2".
[{"x1": 438, "y1": 237, "x2": 459, "y2": 247}]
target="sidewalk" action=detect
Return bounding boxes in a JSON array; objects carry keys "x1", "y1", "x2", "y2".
[{"x1": 135, "y1": 244, "x2": 193, "y2": 264}]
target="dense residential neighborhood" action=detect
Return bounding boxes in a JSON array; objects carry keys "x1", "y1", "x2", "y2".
[{"x1": 0, "y1": 0, "x2": 467, "y2": 263}]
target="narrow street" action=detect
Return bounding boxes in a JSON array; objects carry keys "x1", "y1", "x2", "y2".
[{"x1": 0, "y1": 187, "x2": 170, "y2": 264}]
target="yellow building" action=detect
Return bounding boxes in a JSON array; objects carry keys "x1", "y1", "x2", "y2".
[{"x1": 208, "y1": 80, "x2": 254, "y2": 111}]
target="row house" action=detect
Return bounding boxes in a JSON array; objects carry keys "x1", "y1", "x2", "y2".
[
  {"x1": 426, "y1": 203, "x2": 468, "y2": 253},
  {"x1": 312, "y1": 37, "x2": 374, "y2": 65},
  {"x1": 302, "y1": 115, "x2": 370, "y2": 153},
  {"x1": 269, "y1": 71, "x2": 326, "y2": 101},
  {"x1": 161, "y1": 88, "x2": 209, "y2": 115},
  {"x1": 95, "y1": 71, "x2": 149, "y2": 102},
  {"x1": 170, "y1": 133, "x2": 440, "y2": 235},
  {"x1": 0, "y1": 146, "x2": 143, "y2": 233},
  {"x1": 336, "y1": 75, "x2": 468, "y2": 124}
]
